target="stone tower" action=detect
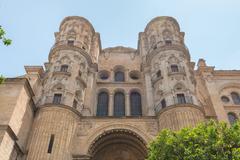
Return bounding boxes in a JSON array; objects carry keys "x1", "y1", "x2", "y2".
[
  {"x1": 139, "y1": 17, "x2": 204, "y2": 129},
  {"x1": 0, "y1": 16, "x2": 240, "y2": 160},
  {"x1": 26, "y1": 17, "x2": 101, "y2": 159}
]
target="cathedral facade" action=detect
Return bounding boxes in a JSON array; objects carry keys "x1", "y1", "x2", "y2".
[{"x1": 0, "y1": 16, "x2": 240, "y2": 160}]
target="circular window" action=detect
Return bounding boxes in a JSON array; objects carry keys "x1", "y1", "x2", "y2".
[
  {"x1": 129, "y1": 71, "x2": 140, "y2": 80},
  {"x1": 99, "y1": 71, "x2": 109, "y2": 80},
  {"x1": 221, "y1": 96, "x2": 230, "y2": 103}
]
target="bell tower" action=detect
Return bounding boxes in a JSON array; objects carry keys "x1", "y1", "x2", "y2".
[
  {"x1": 39, "y1": 16, "x2": 100, "y2": 115},
  {"x1": 139, "y1": 17, "x2": 204, "y2": 130},
  {"x1": 26, "y1": 17, "x2": 100, "y2": 160}
]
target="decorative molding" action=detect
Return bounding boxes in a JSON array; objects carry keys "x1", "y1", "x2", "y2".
[
  {"x1": 157, "y1": 103, "x2": 205, "y2": 117},
  {"x1": 38, "y1": 104, "x2": 82, "y2": 117},
  {"x1": 49, "y1": 44, "x2": 98, "y2": 71},
  {"x1": 145, "y1": 44, "x2": 190, "y2": 66}
]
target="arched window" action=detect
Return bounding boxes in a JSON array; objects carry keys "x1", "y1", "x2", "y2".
[
  {"x1": 53, "y1": 94, "x2": 62, "y2": 104},
  {"x1": 165, "y1": 40, "x2": 172, "y2": 45},
  {"x1": 228, "y1": 112, "x2": 238, "y2": 125},
  {"x1": 231, "y1": 92, "x2": 240, "y2": 104},
  {"x1": 176, "y1": 93, "x2": 186, "y2": 104},
  {"x1": 60, "y1": 65, "x2": 68, "y2": 72},
  {"x1": 114, "y1": 92, "x2": 125, "y2": 116},
  {"x1": 130, "y1": 92, "x2": 142, "y2": 116},
  {"x1": 96, "y1": 92, "x2": 109, "y2": 116},
  {"x1": 115, "y1": 71, "x2": 125, "y2": 82},
  {"x1": 67, "y1": 40, "x2": 74, "y2": 46},
  {"x1": 171, "y1": 65, "x2": 179, "y2": 72}
]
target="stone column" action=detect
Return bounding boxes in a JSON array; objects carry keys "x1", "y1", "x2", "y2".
[
  {"x1": 125, "y1": 69, "x2": 129, "y2": 81},
  {"x1": 109, "y1": 93, "x2": 114, "y2": 116},
  {"x1": 144, "y1": 71, "x2": 154, "y2": 116},
  {"x1": 83, "y1": 71, "x2": 94, "y2": 116},
  {"x1": 110, "y1": 69, "x2": 114, "y2": 81},
  {"x1": 126, "y1": 93, "x2": 130, "y2": 116}
]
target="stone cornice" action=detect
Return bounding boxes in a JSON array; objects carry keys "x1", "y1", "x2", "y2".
[
  {"x1": 80, "y1": 116, "x2": 157, "y2": 120},
  {"x1": 213, "y1": 70, "x2": 240, "y2": 76},
  {"x1": 4, "y1": 78, "x2": 35, "y2": 97},
  {"x1": 96, "y1": 81, "x2": 142, "y2": 85},
  {"x1": 24, "y1": 66, "x2": 44, "y2": 76},
  {"x1": 157, "y1": 103, "x2": 205, "y2": 117},
  {"x1": 38, "y1": 104, "x2": 82, "y2": 117},
  {"x1": 0, "y1": 125, "x2": 18, "y2": 141},
  {"x1": 145, "y1": 44, "x2": 190, "y2": 65},
  {"x1": 223, "y1": 104, "x2": 240, "y2": 109}
]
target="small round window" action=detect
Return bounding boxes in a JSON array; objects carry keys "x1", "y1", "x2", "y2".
[
  {"x1": 221, "y1": 96, "x2": 230, "y2": 103},
  {"x1": 129, "y1": 71, "x2": 140, "y2": 80},
  {"x1": 99, "y1": 71, "x2": 109, "y2": 80}
]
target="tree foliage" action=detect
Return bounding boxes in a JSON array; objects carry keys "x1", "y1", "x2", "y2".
[
  {"x1": 147, "y1": 120, "x2": 240, "y2": 160},
  {"x1": 0, "y1": 26, "x2": 11, "y2": 46},
  {"x1": 0, "y1": 75, "x2": 5, "y2": 84}
]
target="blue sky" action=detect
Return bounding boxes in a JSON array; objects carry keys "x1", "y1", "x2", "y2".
[{"x1": 0, "y1": 0, "x2": 239, "y2": 77}]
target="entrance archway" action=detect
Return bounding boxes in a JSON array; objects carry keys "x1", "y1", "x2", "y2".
[{"x1": 89, "y1": 129, "x2": 147, "y2": 160}]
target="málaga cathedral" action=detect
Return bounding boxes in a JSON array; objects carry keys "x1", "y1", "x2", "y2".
[{"x1": 0, "y1": 16, "x2": 240, "y2": 160}]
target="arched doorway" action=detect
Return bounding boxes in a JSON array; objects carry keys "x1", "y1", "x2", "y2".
[{"x1": 89, "y1": 129, "x2": 147, "y2": 160}]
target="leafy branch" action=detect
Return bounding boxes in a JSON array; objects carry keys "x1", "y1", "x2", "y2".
[
  {"x1": 0, "y1": 25, "x2": 11, "y2": 46},
  {"x1": 147, "y1": 120, "x2": 240, "y2": 160}
]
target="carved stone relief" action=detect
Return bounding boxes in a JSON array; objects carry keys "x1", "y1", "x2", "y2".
[{"x1": 77, "y1": 120, "x2": 93, "y2": 136}]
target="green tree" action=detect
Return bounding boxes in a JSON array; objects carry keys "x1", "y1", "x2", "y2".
[
  {"x1": 0, "y1": 25, "x2": 11, "y2": 45},
  {"x1": 0, "y1": 75, "x2": 5, "y2": 84},
  {"x1": 147, "y1": 120, "x2": 240, "y2": 160}
]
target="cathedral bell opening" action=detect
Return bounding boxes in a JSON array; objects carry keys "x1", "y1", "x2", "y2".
[{"x1": 89, "y1": 129, "x2": 147, "y2": 160}]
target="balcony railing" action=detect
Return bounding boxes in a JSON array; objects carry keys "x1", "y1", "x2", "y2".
[
  {"x1": 148, "y1": 41, "x2": 189, "y2": 54},
  {"x1": 50, "y1": 40, "x2": 89, "y2": 52},
  {"x1": 52, "y1": 66, "x2": 72, "y2": 76},
  {"x1": 154, "y1": 96, "x2": 194, "y2": 113},
  {"x1": 44, "y1": 95, "x2": 66, "y2": 105},
  {"x1": 173, "y1": 96, "x2": 193, "y2": 105}
]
